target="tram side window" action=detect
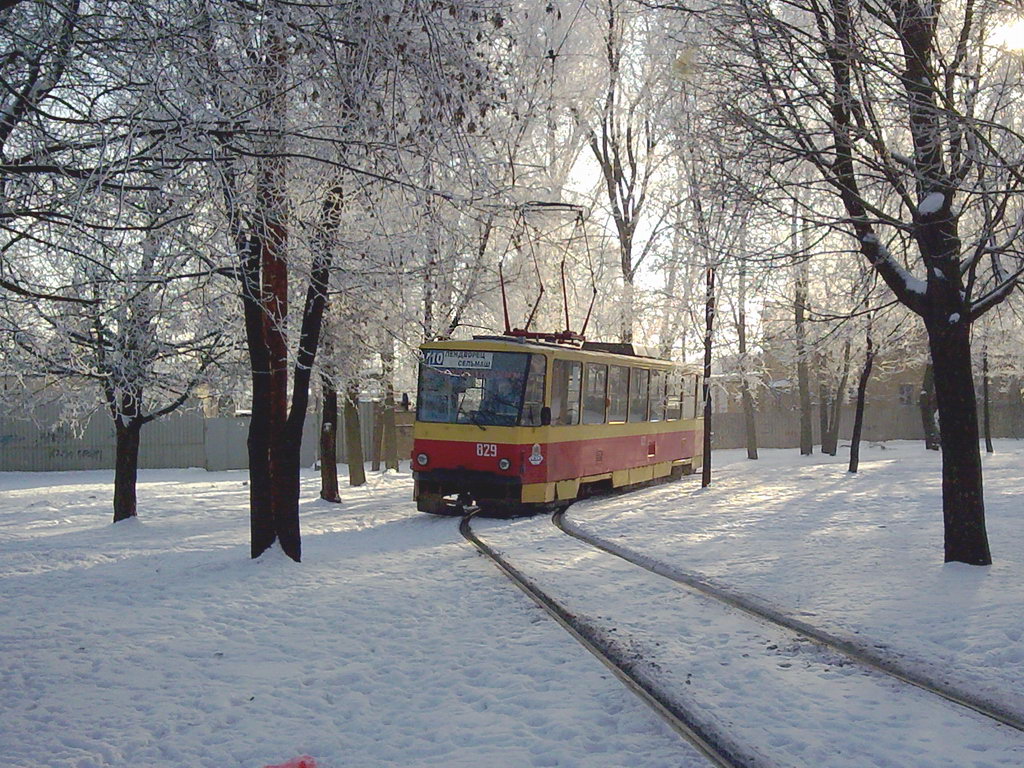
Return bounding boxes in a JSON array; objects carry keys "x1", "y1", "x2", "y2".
[
  {"x1": 520, "y1": 354, "x2": 547, "y2": 426},
  {"x1": 551, "y1": 359, "x2": 582, "y2": 425},
  {"x1": 665, "y1": 371, "x2": 682, "y2": 420},
  {"x1": 607, "y1": 365, "x2": 629, "y2": 422},
  {"x1": 679, "y1": 374, "x2": 696, "y2": 417},
  {"x1": 628, "y1": 368, "x2": 649, "y2": 422},
  {"x1": 648, "y1": 370, "x2": 666, "y2": 422},
  {"x1": 681, "y1": 373, "x2": 697, "y2": 419},
  {"x1": 583, "y1": 364, "x2": 608, "y2": 424}
]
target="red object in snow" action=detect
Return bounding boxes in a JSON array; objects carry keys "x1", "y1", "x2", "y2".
[{"x1": 264, "y1": 757, "x2": 317, "y2": 768}]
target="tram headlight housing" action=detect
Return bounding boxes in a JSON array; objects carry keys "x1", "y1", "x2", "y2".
[
  {"x1": 416, "y1": 453, "x2": 429, "y2": 467},
  {"x1": 498, "y1": 458, "x2": 511, "y2": 471}
]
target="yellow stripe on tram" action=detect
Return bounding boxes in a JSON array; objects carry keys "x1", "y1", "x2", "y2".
[{"x1": 414, "y1": 418, "x2": 702, "y2": 445}]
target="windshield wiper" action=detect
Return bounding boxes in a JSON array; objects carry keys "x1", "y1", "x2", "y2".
[{"x1": 457, "y1": 397, "x2": 486, "y2": 431}]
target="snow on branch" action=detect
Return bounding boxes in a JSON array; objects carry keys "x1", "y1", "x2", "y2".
[
  {"x1": 859, "y1": 233, "x2": 927, "y2": 312},
  {"x1": 917, "y1": 192, "x2": 944, "y2": 216}
]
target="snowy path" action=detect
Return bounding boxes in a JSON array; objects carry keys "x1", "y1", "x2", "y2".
[
  {"x1": 473, "y1": 512, "x2": 1024, "y2": 768},
  {"x1": 0, "y1": 469, "x2": 706, "y2": 768}
]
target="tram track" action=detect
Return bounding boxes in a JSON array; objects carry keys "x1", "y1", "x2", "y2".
[
  {"x1": 462, "y1": 504, "x2": 1024, "y2": 767},
  {"x1": 459, "y1": 510, "x2": 760, "y2": 768},
  {"x1": 552, "y1": 508, "x2": 1024, "y2": 736}
]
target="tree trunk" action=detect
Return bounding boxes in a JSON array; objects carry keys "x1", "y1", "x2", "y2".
[
  {"x1": 240, "y1": 237, "x2": 276, "y2": 559},
  {"x1": 793, "y1": 203, "x2": 813, "y2": 455},
  {"x1": 823, "y1": 340, "x2": 851, "y2": 456},
  {"x1": 423, "y1": 251, "x2": 435, "y2": 339},
  {"x1": 741, "y1": 381, "x2": 758, "y2": 460},
  {"x1": 620, "y1": 273, "x2": 634, "y2": 344},
  {"x1": 269, "y1": 185, "x2": 344, "y2": 561},
  {"x1": 927, "y1": 321, "x2": 991, "y2": 565},
  {"x1": 701, "y1": 265, "x2": 715, "y2": 488},
  {"x1": 383, "y1": 400, "x2": 398, "y2": 471},
  {"x1": 112, "y1": 419, "x2": 143, "y2": 522},
  {"x1": 261, "y1": 207, "x2": 293, "y2": 559},
  {"x1": 737, "y1": 259, "x2": 758, "y2": 460},
  {"x1": 381, "y1": 332, "x2": 399, "y2": 471},
  {"x1": 920, "y1": 363, "x2": 940, "y2": 450},
  {"x1": 272, "y1": 421, "x2": 303, "y2": 562},
  {"x1": 344, "y1": 379, "x2": 366, "y2": 487},
  {"x1": 246, "y1": 3, "x2": 297, "y2": 561},
  {"x1": 657, "y1": 250, "x2": 681, "y2": 360},
  {"x1": 849, "y1": 331, "x2": 874, "y2": 474},
  {"x1": 319, "y1": 374, "x2": 341, "y2": 502},
  {"x1": 242, "y1": 163, "x2": 341, "y2": 562},
  {"x1": 371, "y1": 399, "x2": 383, "y2": 472},
  {"x1": 817, "y1": 355, "x2": 829, "y2": 454},
  {"x1": 795, "y1": 277, "x2": 813, "y2": 455},
  {"x1": 982, "y1": 345, "x2": 993, "y2": 454}
]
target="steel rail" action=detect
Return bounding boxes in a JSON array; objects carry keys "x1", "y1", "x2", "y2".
[
  {"x1": 553, "y1": 509, "x2": 1024, "y2": 735},
  {"x1": 459, "y1": 511, "x2": 762, "y2": 768}
]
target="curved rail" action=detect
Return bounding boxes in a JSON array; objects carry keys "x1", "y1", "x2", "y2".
[
  {"x1": 459, "y1": 511, "x2": 760, "y2": 768},
  {"x1": 552, "y1": 509, "x2": 1024, "y2": 735}
]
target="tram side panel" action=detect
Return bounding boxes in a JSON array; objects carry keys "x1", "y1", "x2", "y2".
[
  {"x1": 412, "y1": 339, "x2": 704, "y2": 513},
  {"x1": 414, "y1": 426, "x2": 702, "y2": 511},
  {"x1": 538, "y1": 422, "x2": 701, "y2": 501},
  {"x1": 413, "y1": 418, "x2": 704, "y2": 512}
]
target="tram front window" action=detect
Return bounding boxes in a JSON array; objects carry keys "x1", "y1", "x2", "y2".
[{"x1": 417, "y1": 350, "x2": 543, "y2": 427}]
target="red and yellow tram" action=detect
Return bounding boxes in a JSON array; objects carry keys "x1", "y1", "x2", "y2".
[{"x1": 412, "y1": 335, "x2": 703, "y2": 515}]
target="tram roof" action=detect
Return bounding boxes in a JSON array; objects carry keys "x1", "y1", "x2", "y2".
[{"x1": 421, "y1": 335, "x2": 676, "y2": 365}]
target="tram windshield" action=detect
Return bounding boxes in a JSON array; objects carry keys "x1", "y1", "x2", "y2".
[{"x1": 417, "y1": 350, "x2": 545, "y2": 427}]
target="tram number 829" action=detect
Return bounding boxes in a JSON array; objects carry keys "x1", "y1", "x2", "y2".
[{"x1": 476, "y1": 443, "x2": 497, "y2": 457}]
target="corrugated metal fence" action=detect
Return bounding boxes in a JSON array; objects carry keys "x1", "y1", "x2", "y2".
[
  {"x1": 712, "y1": 403, "x2": 1024, "y2": 450},
  {"x1": 0, "y1": 402, "x2": 384, "y2": 472},
  {"x1": 6, "y1": 400, "x2": 1019, "y2": 472}
]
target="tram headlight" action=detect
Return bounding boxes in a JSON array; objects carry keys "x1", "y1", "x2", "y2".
[
  {"x1": 498, "y1": 458, "x2": 511, "y2": 471},
  {"x1": 416, "y1": 453, "x2": 429, "y2": 466}
]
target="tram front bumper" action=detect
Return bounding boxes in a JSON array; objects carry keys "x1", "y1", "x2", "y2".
[{"x1": 414, "y1": 469, "x2": 523, "y2": 514}]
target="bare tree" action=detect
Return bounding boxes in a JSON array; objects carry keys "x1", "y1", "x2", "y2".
[
  {"x1": 578, "y1": 0, "x2": 677, "y2": 343},
  {"x1": 703, "y1": 0, "x2": 1024, "y2": 564},
  {"x1": 188, "y1": 0, "x2": 504, "y2": 560},
  {"x1": 1, "y1": 2, "x2": 238, "y2": 522},
  {"x1": 2, "y1": 174, "x2": 234, "y2": 522}
]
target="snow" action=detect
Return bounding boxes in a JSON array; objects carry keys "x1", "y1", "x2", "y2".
[
  {"x1": 919, "y1": 192, "x2": 945, "y2": 215},
  {"x1": 563, "y1": 444, "x2": 1024, "y2": 715},
  {"x1": 903, "y1": 273, "x2": 927, "y2": 295},
  {"x1": 477, "y1": 513, "x2": 1023, "y2": 767},
  {"x1": 0, "y1": 470, "x2": 698, "y2": 768},
  {"x1": 2, "y1": 442, "x2": 1023, "y2": 767},
  {"x1": 860, "y1": 233, "x2": 926, "y2": 295}
]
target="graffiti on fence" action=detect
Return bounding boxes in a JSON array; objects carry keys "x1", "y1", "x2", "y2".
[{"x1": 47, "y1": 448, "x2": 103, "y2": 460}]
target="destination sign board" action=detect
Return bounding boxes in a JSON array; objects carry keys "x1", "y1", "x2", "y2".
[{"x1": 422, "y1": 350, "x2": 494, "y2": 369}]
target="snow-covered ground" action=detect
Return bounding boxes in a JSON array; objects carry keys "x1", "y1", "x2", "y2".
[
  {"x1": 1, "y1": 440, "x2": 1022, "y2": 767},
  {"x1": 565, "y1": 440, "x2": 1024, "y2": 716}
]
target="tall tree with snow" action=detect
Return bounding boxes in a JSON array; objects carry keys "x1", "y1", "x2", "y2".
[
  {"x1": 186, "y1": 0, "x2": 503, "y2": 560},
  {"x1": 0, "y1": 1, "x2": 237, "y2": 522},
  {"x1": 702, "y1": 0, "x2": 1024, "y2": 564},
  {"x1": 576, "y1": 0, "x2": 678, "y2": 344}
]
